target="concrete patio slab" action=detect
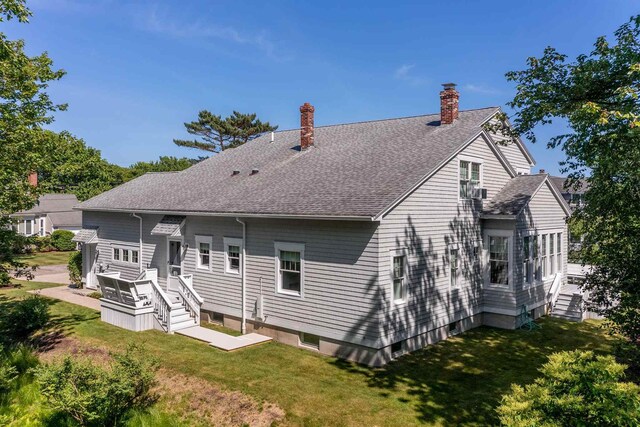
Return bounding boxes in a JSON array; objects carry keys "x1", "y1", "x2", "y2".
[
  {"x1": 29, "y1": 285, "x2": 101, "y2": 311},
  {"x1": 176, "y1": 326, "x2": 272, "y2": 351}
]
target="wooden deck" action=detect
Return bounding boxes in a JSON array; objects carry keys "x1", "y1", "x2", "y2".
[{"x1": 176, "y1": 326, "x2": 272, "y2": 351}]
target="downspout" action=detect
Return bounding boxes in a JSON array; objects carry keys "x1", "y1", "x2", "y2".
[
  {"x1": 236, "y1": 217, "x2": 247, "y2": 334},
  {"x1": 131, "y1": 213, "x2": 143, "y2": 274}
]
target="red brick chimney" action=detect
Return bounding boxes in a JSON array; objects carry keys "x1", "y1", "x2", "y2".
[
  {"x1": 28, "y1": 171, "x2": 38, "y2": 187},
  {"x1": 300, "y1": 102, "x2": 315, "y2": 149},
  {"x1": 440, "y1": 83, "x2": 459, "y2": 125}
]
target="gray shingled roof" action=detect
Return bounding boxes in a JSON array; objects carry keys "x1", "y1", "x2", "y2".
[
  {"x1": 48, "y1": 210, "x2": 82, "y2": 227},
  {"x1": 72, "y1": 227, "x2": 98, "y2": 243},
  {"x1": 77, "y1": 107, "x2": 499, "y2": 218},
  {"x1": 13, "y1": 194, "x2": 79, "y2": 215},
  {"x1": 549, "y1": 176, "x2": 589, "y2": 195},
  {"x1": 150, "y1": 215, "x2": 185, "y2": 236},
  {"x1": 483, "y1": 174, "x2": 548, "y2": 216}
]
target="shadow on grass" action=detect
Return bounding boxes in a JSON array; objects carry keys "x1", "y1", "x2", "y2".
[
  {"x1": 331, "y1": 318, "x2": 613, "y2": 426},
  {"x1": 0, "y1": 294, "x2": 99, "y2": 351}
]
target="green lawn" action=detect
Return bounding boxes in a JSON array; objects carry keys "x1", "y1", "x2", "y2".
[
  {"x1": 2, "y1": 281, "x2": 615, "y2": 426},
  {"x1": 16, "y1": 250, "x2": 77, "y2": 266}
]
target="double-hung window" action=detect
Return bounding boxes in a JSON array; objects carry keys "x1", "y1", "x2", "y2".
[
  {"x1": 556, "y1": 232, "x2": 562, "y2": 272},
  {"x1": 112, "y1": 247, "x2": 138, "y2": 265},
  {"x1": 541, "y1": 234, "x2": 547, "y2": 278},
  {"x1": 523, "y1": 236, "x2": 532, "y2": 285},
  {"x1": 449, "y1": 247, "x2": 459, "y2": 288},
  {"x1": 224, "y1": 237, "x2": 242, "y2": 275},
  {"x1": 392, "y1": 253, "x2": 407, "y2": 303},
  {"x1": 459, "y1": 160, "x2": 481, "y2": 198},
  {"x1": 489, "y1": 236, "x2": 509, "y2": 286},
  {"x1": 113, "y1": 248, "x2": 121, "y2": 261},
  {"x1": 195, "y1": 235, "x2": 212, "y2": 270},
  {"x1": 533, "y1": 235, "x2": 541, "y2": 281},
  {"x1": 275, "y1": 242, "x2": 304, "y2": 296}
]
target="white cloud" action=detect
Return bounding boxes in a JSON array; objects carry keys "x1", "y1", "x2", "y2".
[
  {"x1": 394, "y1": 64, "x2": 427, "y2": 86},
  {"x1": 137, "y1": 5, "x2": 279, "y2": 60},
  {"x1": 463, "y1": 83, "x2": 501, "y2": 95}
]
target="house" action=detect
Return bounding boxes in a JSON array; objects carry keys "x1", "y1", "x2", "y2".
[
  {"x1": 549, "y1": 175, "x2": 589, "y2": 211},
  {"x1": 11, "y1": 179, "x2": 82, "y2": 236},
  {"x1": 74, "y1": 84, "x2": 571, "y2": 366}
]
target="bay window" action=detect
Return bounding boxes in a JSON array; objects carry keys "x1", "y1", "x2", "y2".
[
  {"x1": 489, "y1": 235, "x2": 509, "y2": 286},
  {"x1": 523, "y1": 236, "x2": 532, "y2": 285},
  {"x1": 541, "y1": 234, "x2": 547, "y2": 278}
]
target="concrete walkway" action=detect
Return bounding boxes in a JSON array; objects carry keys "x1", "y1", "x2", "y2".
[
  {"x1": 29, "y1": 285, "x2": 101, "y2": 311},
  {"x1": 176, "y1": 326, "x2": 272, "y2": 351}
]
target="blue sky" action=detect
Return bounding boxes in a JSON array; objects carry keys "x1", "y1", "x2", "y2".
[{"x1": 6, "y1": 0, "x2": 638, "y2": 173}]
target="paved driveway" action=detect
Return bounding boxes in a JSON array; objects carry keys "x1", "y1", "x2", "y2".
[{"x1": 16, "y1": 264, "x2": 70, "y2": 285}]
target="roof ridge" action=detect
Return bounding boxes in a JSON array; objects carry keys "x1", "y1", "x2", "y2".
[{"x1": 269, "y1": 106, "x2": 500, "y2": 134}]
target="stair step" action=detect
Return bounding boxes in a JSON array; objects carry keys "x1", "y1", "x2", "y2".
[
  {"x1": 171, "y1": 312, "x2": 192, "y2": 323},
  {"x1": 551, "y1": 313, "x2": 583, "y2": 321},
  {"x1": 171, "y1": 318, "x2": 197, "y2": 331}
]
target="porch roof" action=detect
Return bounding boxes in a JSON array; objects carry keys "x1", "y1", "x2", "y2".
[
  {"x1": 150, "y1": 215, "x2": 185, "y2": 236},
  {"x1": 72, "y1": 227, "x2": 98, "y2": 244}
]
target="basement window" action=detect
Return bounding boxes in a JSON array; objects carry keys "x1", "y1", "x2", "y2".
[
  {"x1": 391, "y1": 341, "x2": 404, "y2": 356},
  {"x1": 300, "y1": 332, "x2": 320, "y2": 349}
]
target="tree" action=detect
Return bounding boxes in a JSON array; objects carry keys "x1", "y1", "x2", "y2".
[
  {"x1": 497, "y1": 350, "x2": 640, "y2": 426},
  {"x1": 126, "y1": 156, "x2": 199, "y2": 180},
  {"x1": 0, "y1": 0, "x2": 66, "y2": 284},
  {"x1": 37, "y1": 131, "x2": 127, "y2": 201},
  {"x1": 174, "y1": 110, "x2": 277, "y2": 153},
  {"x1": 490, "y1": 16, "x2": 640, "y2": 360}
]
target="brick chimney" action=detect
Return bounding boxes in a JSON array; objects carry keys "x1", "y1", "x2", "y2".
[
  {"x1": 440, "y1": 83, "x2": 459, "y2": 125},
  {"x1": 28, "y1": 171, "x2": 38, "y2": 187},
  {"x1": 300, "y1": 102, "x2": 315, "y2": 149}
]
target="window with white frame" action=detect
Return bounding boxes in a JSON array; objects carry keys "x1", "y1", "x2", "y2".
[
  {"x1": 489, "y1": 235, "x2": 509, "y2": 286},
  {"x1": 556, "y1": 232, "x2": 562, "y2": 272},
  {"x1": 459, "y1": 160, "x2": 481, "y2": 198},
  {"x1": 449, "y1": 247, "x2": 459, "y2": 288},
  {"x1": 541, "y1": 234, "x2": 548, "y2": 278},
  {"x1": 523, "y1": 235, "x2": 532, "y2": 285},
  {"x1": 392, "y1": 253, "x2": 407, "y2": 303},
  {"x1": 224, "y1": 237, "x2": 242, "y2": 274},
  {"x1": 549, "y1": 234, "x2": 555, "y2": 275},
  {"x1": 25, "y1": 219, "x2": 32, "y2": 235},
  {"x1": 275, "y1": 242, "x2": 304, "y2": 296},
  {"x1": 112, "y1": 246, "x2": 138, "y2": 265},
  {"x1": 533, "y1": 235, "x2": 541, "y2": 281},
  {"x1": 195, "y1": 235, "x2": 212, "y2": 270}
]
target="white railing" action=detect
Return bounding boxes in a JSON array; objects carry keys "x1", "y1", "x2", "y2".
[
  {"x1": 548, "y1": 273, "x2": 562, "y2": 308},
  {"x1": 151, "y1": 279, "x2": 173, "y2": 333},
  {"x1": 177, "y1": 274, "x2": 203, "y2": 325}
]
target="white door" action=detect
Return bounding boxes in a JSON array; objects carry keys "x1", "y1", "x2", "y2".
[
  {"x1": 166, "y1": 238, "x2": 183, "y2": 291},
  {"x1": 84, "y1": 243, "x2": 98, "y2": 289}
]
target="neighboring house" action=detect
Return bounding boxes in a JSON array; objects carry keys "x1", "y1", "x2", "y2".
[
  {"x1": 11, "y1": 193, "x2": 82, "y2": 236},
  {"x1": 75, "y1": 84, "x2": 571, "y2": 366},
  {"x1": 550, "y1": 175, "x2": 589, "y2": 251}
]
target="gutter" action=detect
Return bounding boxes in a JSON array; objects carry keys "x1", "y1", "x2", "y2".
[
  {"x1": 130, "y1": 213, "x2": 143, "y2": 273},
  {"x1": 236, "y1": 217, "x2": 247, "y2": 335}
]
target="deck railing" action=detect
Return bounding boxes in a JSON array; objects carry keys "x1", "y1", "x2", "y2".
[
  {"x1": 177, "y1": 274, "x2": 203, "y2": 325},
  {"x1": 151, "y1": 279, "x2": 173, "y2": 333},
  {"x1": 548, "y1": 273, "x2": 562, "y2": 308}
]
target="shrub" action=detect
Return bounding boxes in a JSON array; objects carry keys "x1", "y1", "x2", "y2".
[
  {"x1": 497, "y1": 350, "x2": 640, "y2": 426},
  {"x1": 87, "y1": 292, "x2": 102, "y2": 300},
  {"x1": 0, "y1": 344, "x2": 38, "y2": 398},
  {"x1": 0, "y1": 295, "x2": 50, "y2": 342},
  {"x1": 50, "y1": 230, "x2": 76, "y2": 251},
  {"x1": 68, "y1": 251, "x2": 82, "y2": 286},
  {"x1": 34, "y1": 236, "x2": 54, "y2": 252},
  {"x1": 35, "y1": 343, "x2": 158, "y2": 426}
]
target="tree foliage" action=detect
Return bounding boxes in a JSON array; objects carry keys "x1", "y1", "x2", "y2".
[
  {"x1": 497, "y1": 350, "x2": 640, "y2": 426},
  {"x1": 174, "y1": 110, "x2": 277, "y2": 153},
  {"x1": 0, "y1": 0, "x2": 65, "y2": 284},
  {"x1": 493, "y1": 16, "x2": 640, "y2": 353},
  {"x1": 125, "y1": 155, "x2": 198, "y2": 181}
]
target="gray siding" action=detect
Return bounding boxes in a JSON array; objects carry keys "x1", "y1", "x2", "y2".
[
  {"x1": 378, "y1": 134, "x2": 513, "y2": 344},
  {"x1": 486, "y1": 117, "x2": 533, "y2": 172},
  {"x1": 515, "y1": 182, "x2": 568, "y2": 308}
]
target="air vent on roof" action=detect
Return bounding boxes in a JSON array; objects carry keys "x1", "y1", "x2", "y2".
[
  {"x1": 232, "y1": 170, "x2": 240, "y2": 176},
  {"x1": 250, "y1": 168, "x2": 259, "y2": 175}
]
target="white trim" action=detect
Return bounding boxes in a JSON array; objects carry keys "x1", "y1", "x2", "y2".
[
  {"x1": 481, "y1": 111, "x2": 536, "y2": 166},
  {"x1": 110, "y1": 243, "x2": 139, "y2": 266},
  {"x1": 390, "y1": 248, "x2": 408, "y2": 305},
  {"x1": 274, "y1": 241, "x2": 305, "y2": 298},
  {"x1": 195, "y1": 235, "x2": 213, "y2": 271},
  {"x1": 484, "y1": 229, "x2": 513, "y2": 289},
  {"x1": 223, "y1": 237, "x2": 243, "y2": 275},
  {"x1": 167, "y1": 236, "x2": 184, "y2": 277},
  {"x1": 457, "y1": 156, "x2": 484, "y2": 202},
  {"x1": 516, "y1": 168, "x2": 531, "y2": 175},
  {"x1": 448, "y1": 243, "x2": 460, "y2": 289}
]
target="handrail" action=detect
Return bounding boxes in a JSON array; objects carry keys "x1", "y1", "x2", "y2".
[
  {"x1": 548, "y1": 273, "x2": 562, "y2": 307},
  {"x1": 177, "y1": 274, "x2": 203, "y2": 324},
  {"x1": 150, "y1": 279, "x2": 173, "y2": 333}
]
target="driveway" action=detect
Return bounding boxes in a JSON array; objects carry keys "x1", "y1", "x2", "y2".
[{"x1": 17, "y1": 264, "x2": 70, "y2": 285}]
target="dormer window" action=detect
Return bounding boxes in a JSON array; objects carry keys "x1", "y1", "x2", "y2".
[{"x1": 459, "y1": 160, "x2": 481, "y2": 198}]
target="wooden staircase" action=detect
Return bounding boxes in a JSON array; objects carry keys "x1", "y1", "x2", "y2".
[{"x1": 550, "y1": 284, "x2": 583, "y2": 322}]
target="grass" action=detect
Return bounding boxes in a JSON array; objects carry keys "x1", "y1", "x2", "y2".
[
  {"x1": 3, "y1": 280, "x2": 616, "y2": 426},
  {"x1": 16, "y1": 251, "x2": 77, "y2": 267}
]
